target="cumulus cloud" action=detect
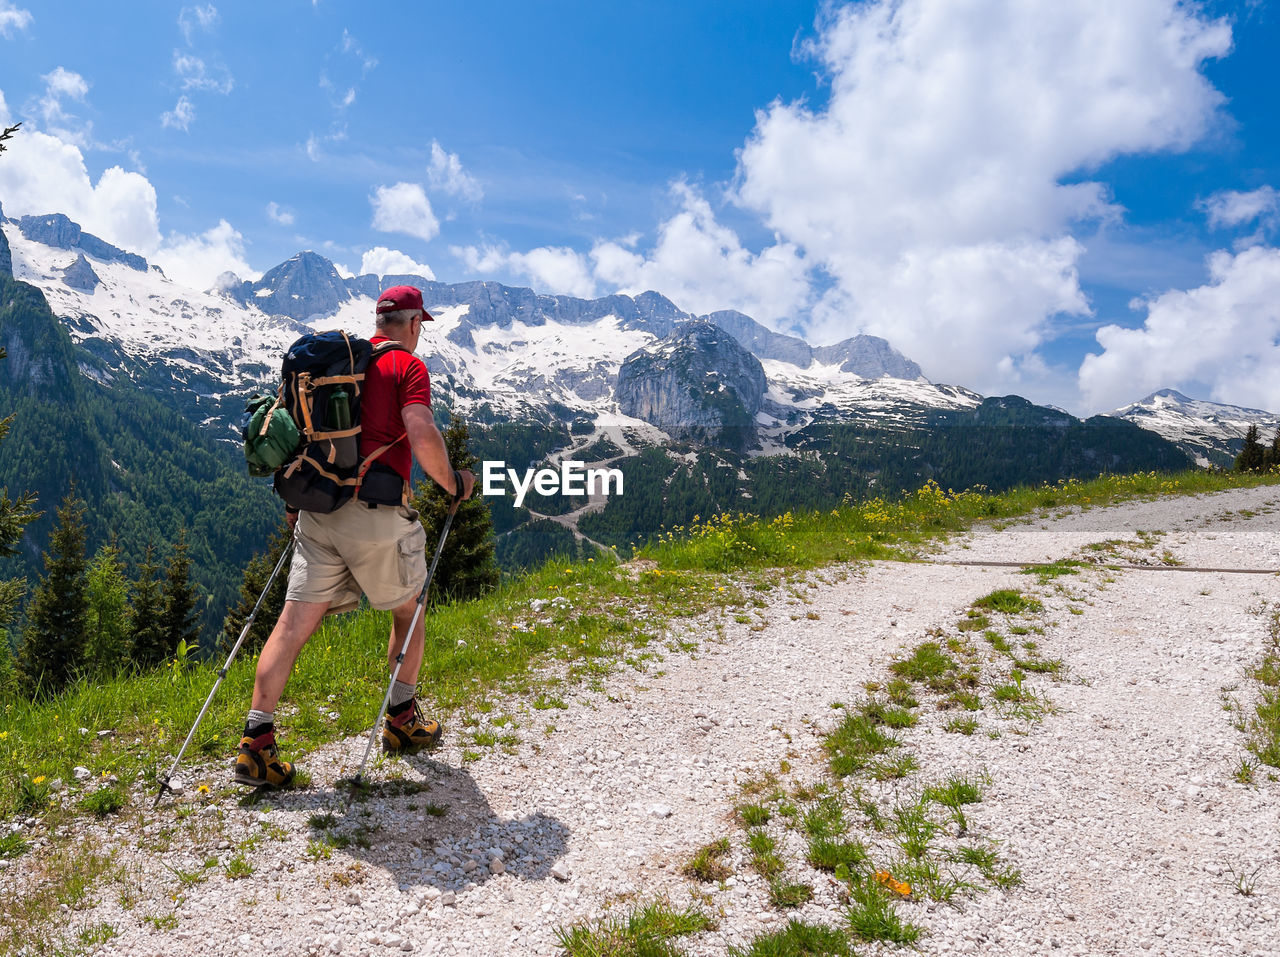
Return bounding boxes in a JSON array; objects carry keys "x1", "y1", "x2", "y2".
[
  {"x1": 730, "y1": 0, "x2": 1231, "y2": 392},
  {"x1": 428, "y1": 141, "x2": 483, "y2": 202},
  {"x1": 152, "y1": 219, "x2": 257, "y2": 290},
  {"x1": 370, "y1": 182, "x2": 439, "y2": 242},
  {"x1": 1079, "y1": 245, "x2": 1280, "y2": 414},
  {"x1": 161, "y1": 95, "x2": 195, "y2": 131},
  {"x1": 266, "y1": 201, "x2": 295, "y2": 226},
  {"x1": 0, "y1": 0, "x2": 32, "y2": 37},
  {"x1": 359, "y1": 246, "x2": 435, "y2": 281},
  {"x1": 0, "y1": 113, "x2": 161, "y2": 254},
  {"x1": 0, "y1": 89, "x2": 254, "y2": 290},
  {"x1": 591, "y1": 182, "x2": 809, "y2": 321},
  {"x1": 456, "y1": 182, "x2": 809, "y2": 317}
]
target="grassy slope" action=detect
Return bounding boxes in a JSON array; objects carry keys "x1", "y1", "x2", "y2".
[{"x1": 3, "y1": 468, "x2": 1279, "y2": 822}]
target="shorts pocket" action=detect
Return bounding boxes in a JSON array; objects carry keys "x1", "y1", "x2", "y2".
[{"x1": 397, "y1": 524, "x2": 428, "y2": 587}]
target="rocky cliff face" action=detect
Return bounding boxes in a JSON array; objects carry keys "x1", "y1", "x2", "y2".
[
  {"x1": 815, "y1": 336, "x2": 924, "y2": 380},
  {"x1": 616, "y1": 320, "x2": 767, "y2": 451},
  {"x1": 62, "y1": 253, "x2": 101, "y2": 293},
  {"x1": 16, "y1": 214, "x2": 148, "y2": 272}
]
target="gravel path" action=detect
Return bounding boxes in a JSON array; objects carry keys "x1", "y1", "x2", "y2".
[{"x1": 5, "y1": 486, "x2": 1279, "y2": 957}]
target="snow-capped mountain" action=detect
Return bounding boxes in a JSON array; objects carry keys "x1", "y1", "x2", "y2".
[
  {"x1": 1, "y1": 210, "x2": 983, "y2": 452},
  {"x1": 1109, "y1": 389, "x2": 1280, "y2": 468}
]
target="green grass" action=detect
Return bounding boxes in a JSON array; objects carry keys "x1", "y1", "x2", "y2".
[
  {"x1": 801, "y1": 799, "x2": 846, "y2": 838},
  {"x1": 78, "y1": 785, "x2": 126, "y2": 818},
  {"x1": 824, "y1": 714, "x2": 900, "y2": 778},
  {"x1": 729, "y1": 918, "x2": 853, "y2": 957},
  {"x1": 747, "y1": 829, "x2": 786, "y2": 879},
  {"x1": 923, "y1": 773, "x2": 985, "y2": 808},
  {"x1": 682, "y1": 838, "x2": 732, "y2": 883},
  {"x1": 557, "y1": 901, "x2": 714, "y2": 957},
  {"x1": 888, "y1": 642, "x2": 956, "y2": 684},
  {"x1": 738, "y1": 803, "x2": 772, "y2": 827},
  {"x1": 844, "y1": 873, "x2": 922, "y2": 945},
  {"x1": 972, "y1": 589, "x2": 1043, "y2": 615},
  {"x1": 767, "y1": 880, "x2": 815, "y2": 910},
  {"x1": 806, "y1": 837, "x2": 868, "y2": 873}
]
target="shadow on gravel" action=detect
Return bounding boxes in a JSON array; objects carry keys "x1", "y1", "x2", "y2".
[{"x1": 249, "y1": 754, "x2": 569, "y2": 893}]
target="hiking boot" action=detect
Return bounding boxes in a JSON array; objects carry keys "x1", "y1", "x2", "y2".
[
  {"x1": 382, "y1": 699, "x2": 442, "y2": 755},
  {"x1": 233, "y1": 728, "x2": 296, "y2": 789}
]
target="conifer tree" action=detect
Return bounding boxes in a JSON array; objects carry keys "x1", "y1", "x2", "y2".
[
  {"x1": 411, "y1": 417, "x2": 499, "y2": 605},
  {"x1": 130, "y1": 545, "x2": 168, "y2": 669},
  {"x1": 1235, "y1": 424, "x2": 1266, "y2": 473},
  {"x1": 18, "y1": 493, "x2": 89, "y2": 694},
  {"x1": 160, "y1": 532, "x2": 200, "y2": 659},
  {"x1": 84, "y1": 542, "x2": 132, "y2": 677},
  {"x1": 1267, "y1": 427, "x2": 1280, "y2": 471},
  {"x1": 222, "y1": 519, "x2": 292, "y2": 655}
]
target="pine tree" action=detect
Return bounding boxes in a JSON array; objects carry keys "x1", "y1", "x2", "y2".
[
  {"x1": 84, "y1": 542, "x2": 132, "y2": 677},
  {"x1": 222, "y1": 519, "x2": 292, "y2": 655},
  {"x1": 410, "y1": 417, "x2": 499, "y2": 605},
  {"x1": 1266, "y1": 427, "x2": 1280, "y2": 471},
  {"x1": 18, "y1": 493, "x2": 89, "y2": 694},
  {"x1": 160, "y1": 532, "x2": 200, "y2": 659},
  {"x1": 130, "y1": 545, "x2": 168, "y2": 669},
  {"x1": 1235, "y1": 424, "x2": 1266, "y2": 473}
]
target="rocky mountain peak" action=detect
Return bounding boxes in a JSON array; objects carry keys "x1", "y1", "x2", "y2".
[
  {"x1": 616, "y1": 320, "x2": 768, "y2": 452},
  {"x1": 250, "y1": 250, "x2": 353, "y2": 321}
]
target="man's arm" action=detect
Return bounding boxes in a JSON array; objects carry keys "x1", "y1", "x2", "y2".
[{"x1": 402, "y1": 404, "x2": 475, "y2": 500}]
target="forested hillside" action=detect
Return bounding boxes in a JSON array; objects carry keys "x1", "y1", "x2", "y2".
[{"x1": 0, "y1": 273, "x2": 281, "y2": 651}]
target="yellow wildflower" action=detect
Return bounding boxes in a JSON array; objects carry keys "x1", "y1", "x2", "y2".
[{"x1": 32, "y1": 776, "x2": 45, "y2": 785}]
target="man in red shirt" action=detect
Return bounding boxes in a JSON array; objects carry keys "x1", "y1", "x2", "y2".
[{"x1": 234, "y1": 285, "x2": 476, "y2": 789}]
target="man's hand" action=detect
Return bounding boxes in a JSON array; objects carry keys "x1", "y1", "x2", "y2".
[
  {"x1": 286, "y1": 507, "x2": 299, "y2": 529},
  {"x1": 454, "y1": 468, "x2": 476, "y2": 502}
]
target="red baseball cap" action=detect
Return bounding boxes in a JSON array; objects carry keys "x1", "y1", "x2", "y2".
[{"x1": 376, "y1": 285, "x2": 434, "y2": 320}]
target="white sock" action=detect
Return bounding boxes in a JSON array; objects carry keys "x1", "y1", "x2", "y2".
[{"x1": 389, "y1": 680, "x2": 416, "y2": 709}]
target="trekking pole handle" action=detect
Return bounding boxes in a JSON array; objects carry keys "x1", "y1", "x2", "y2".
[{"x1": 450, "y1": 469, "x2": 465, "y2": 510}]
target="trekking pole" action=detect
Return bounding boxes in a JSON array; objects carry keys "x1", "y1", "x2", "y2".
[
  {"x1": 154, "y1": 534, "x2": 296, "y2": 807},
  {"x1": 349, "y1": 498, "x2": 459, "y2": 791}
]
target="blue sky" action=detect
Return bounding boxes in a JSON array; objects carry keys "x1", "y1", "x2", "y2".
[{"x1": 1, "y1": 0, "x2": 1278, "y2": 415}]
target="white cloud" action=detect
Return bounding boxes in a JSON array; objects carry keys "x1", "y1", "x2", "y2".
[
  {"x1": 173, "y1": 51, "x2": 233, "y2": 94},
  {"x1": 590, "y1": 182, "x2": 809, "y2": 321},
  {"x1": 0, "y1": 92, "x2": 253, "y2": 291},
  {"x1": 428, "y1": 141, "x2": 483, "y2": 202},
  {"x1": 266, "y1": 201, "x2": 295, "y2": 226},
  {"x1": 152, "y1": 219, "x2": 257, "y2": 290},
  {"x1": 31, "y1": 67, "x2": 92, "y2": 147},
  {"x1": 1079, "y1": 245, "x2": 1280, "y2": 414},
  {"x1": 0, "y1": 1, "x2": 31, "y2": 38},
  {"x1": 359, "y1": 246, "x2": 435, "y2": 281},
  {"x1": 161, "y1": 95, "x2": 195, "y2": 131},
  {"x1": 730, "y1": 0, "x2": 1231, "y2": 392},
  {"x1": 454, "y1": 243, "x2": 597, "y2": 299},
  {"x1": 0, "y1": 118, "x2": 161, "y2": 254},
  {"x1": 340, "y1": 29, "x2": 378, "y2": 73},
  {"x1": 370, "y1": 182, "x2": 439, "y2": 242},
  {"x1": 178, "y1": 4, "x2": 219, "y2": 43},
  {"x1": 1201, "y1": 186, "x2": 1279, "y2": 248}
]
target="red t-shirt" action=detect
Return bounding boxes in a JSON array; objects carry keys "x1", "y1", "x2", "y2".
[{"x1": 360, "y1": 336, "x2": 431, "y2": 483}]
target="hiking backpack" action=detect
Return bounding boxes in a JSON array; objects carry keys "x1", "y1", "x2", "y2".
[{"x1": 241, "y1": 330, "x2": 411, "y2": 513}]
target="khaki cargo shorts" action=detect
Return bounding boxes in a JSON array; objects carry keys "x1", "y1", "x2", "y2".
[{"x1": 285, "y1": 500, "x2": 428, "y2": 614}]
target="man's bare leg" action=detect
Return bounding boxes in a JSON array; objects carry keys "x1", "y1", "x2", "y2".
[
  {"x1": 388, "y1": 594, "x2": 426, "y2": 685},
  {"x1": 251, "y1": 599, "x2": 330, "y2": 713}
]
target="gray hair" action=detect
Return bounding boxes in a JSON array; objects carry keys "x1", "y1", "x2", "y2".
[{"x1": 376, "y1": 308, "x2": 422, "y2": 327}]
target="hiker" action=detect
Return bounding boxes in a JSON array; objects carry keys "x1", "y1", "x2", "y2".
[{"x1": 233, "y1": 285, "x2": 475, "y2": 789}]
